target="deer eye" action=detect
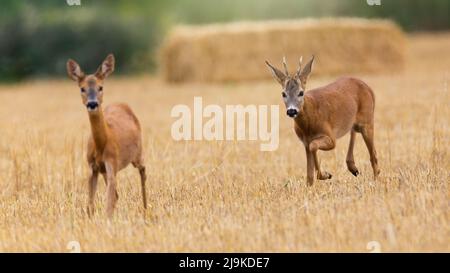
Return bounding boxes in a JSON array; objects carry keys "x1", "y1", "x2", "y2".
[
  {"x1": 298, "y1": 91, "x2": 304, "y2": 97},
  {"x1": 98, "y1": 86, "x2": 103, "y2": 91},
  {"x1": 80, "y1": 88, "x2": 86, "y2": 93},
  {"x1": 282, "y1": 92, "x2": 287, "y2": 98}
]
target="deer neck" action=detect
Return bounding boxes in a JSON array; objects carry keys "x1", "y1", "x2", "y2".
[
  {"x1": 295, "y1": 96, "x2": 314, "y2": 129},
  {"x1": 88, "y1": 108, "x2": 109, "y2": 153}
]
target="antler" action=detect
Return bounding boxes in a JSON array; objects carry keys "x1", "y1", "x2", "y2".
[
  {"x1": 296, "y1": 56, "x2": 303, "y2": 77},
  {"x1": 282, "y1": 56, "x2": 289, "y2": 76}
]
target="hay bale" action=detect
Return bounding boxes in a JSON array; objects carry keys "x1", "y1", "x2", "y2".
[{"x1": 160, "y1": 18, "x2": 407, "y2": 83}]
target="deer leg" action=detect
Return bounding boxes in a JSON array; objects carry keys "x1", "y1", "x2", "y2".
[
  {"x1": 305, "y1": 145, "x2": 315, "y2": 186},
  {"x1": 361, "y1": 125, "x2": 380, "y2": 180},
  {"x1": 101, "y1": 172, "x2": 107, "y2": 186},
  {"x1": 346, "y1": 129, "x2": 359, "y2": 176},
  {"x1": 87, "y1": 164, "x2": 99, "y2": 217},
  {"x1": 309, "y1": 136, "x2": 335, "y2": 180},
  {"x1": 133, "y1": 160, "x2": 147, "y2": 210},
  {"x1": 105, "y1": 162, "x2": 118, "y2": 218},
  {"x1": 101, "y1": 165, "x2": 117, "y2": 198}
]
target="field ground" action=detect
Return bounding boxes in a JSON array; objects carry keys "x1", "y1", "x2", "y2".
[{"x1": 0, "y1": 33, "x2": 448, "y2": 252}]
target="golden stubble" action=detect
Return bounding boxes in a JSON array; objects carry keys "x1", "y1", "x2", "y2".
[{"x1": 0, "y1": 33, "x2": 448, "y2": 252}]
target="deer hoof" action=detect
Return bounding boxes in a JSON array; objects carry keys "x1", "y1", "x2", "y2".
[
  {"x1": 87, "y1": 205, "x2": 94, "y2": 218},
  {"x1": 318, "y1": 171, "x2": 332, "y2": 180},
  {"x1": 374, "y1": 169, "x2": 380, "y2": 180},
  {"x1": 348, "y1": 166, "x2": 359, "y2": 177}
]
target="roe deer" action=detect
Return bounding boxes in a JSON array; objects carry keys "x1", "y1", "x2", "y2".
[
  {"x1": 266, "y1": 56, "x2": 380, "y2": 185},
  {"x1": 66, "y1": 54, "x2": 147, "y2": 217}
]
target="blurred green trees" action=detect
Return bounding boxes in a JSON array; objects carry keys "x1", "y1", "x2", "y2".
[
  {"x1": 0, "y1": 0, "x2": 166, "y2": 81},
  {"x1": 0, "y1": 0, "x2": 448, "y2": 81}
]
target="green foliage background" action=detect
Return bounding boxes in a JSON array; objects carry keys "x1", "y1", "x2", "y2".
[{"x1": 0, "y1": 0, "x2": 448, "y2": 81}]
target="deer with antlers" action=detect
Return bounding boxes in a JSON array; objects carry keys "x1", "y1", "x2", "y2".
[
  {"x1": 66, "y1": 54, "x2": 147, "y2": 217},
  {"x1": 266, "y1": 56, "x2": 380, "y2": 185}
]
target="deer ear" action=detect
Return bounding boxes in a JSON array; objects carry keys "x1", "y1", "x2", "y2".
[
  {"x1": 95, "y1": 54, "x2": 115, "y2": 79},
  {"x1": 265, "y1": 61, "x2": 286, "y2": 86},
  {"x1": 66, "y1": 59, "x2": 84, "y2": 82},
  {"x1": 299, "y1": 55, "x2": 314, "y2": 85}
]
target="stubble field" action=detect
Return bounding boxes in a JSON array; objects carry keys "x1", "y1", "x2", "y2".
[{"x1": 0, "y1": 33, "x2": 448, "y2": 252}]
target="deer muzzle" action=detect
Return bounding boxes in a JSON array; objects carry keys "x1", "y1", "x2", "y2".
[
  {"x1": 86, "y1": 88, "x2": 99, "y2": 111},
  {"x1": 286, "y1": 107, "x2": 299, "y2": 118},
  {"x1": 86, "y1": 101, "x2": 99, "y2": 111}
]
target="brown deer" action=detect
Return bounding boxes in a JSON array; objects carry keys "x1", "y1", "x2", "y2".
[
  {"x1": 66, "y1": 54, "x2": 147, "y2": 217},
  {"x1": 266, "y1": 56, "x2": 380, "y2": 185}
]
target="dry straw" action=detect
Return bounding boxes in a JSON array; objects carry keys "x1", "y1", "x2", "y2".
[{"x1": 160, "y1": 18, "x2": 407, "y2": 83}]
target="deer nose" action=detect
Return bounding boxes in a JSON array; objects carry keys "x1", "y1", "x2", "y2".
[
  {"x1": 86, "y1": 101, "x2": 99, "y2": 110},
  {"x1": 286, "y1": 108, "x2": 298, "y2": 117}
]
